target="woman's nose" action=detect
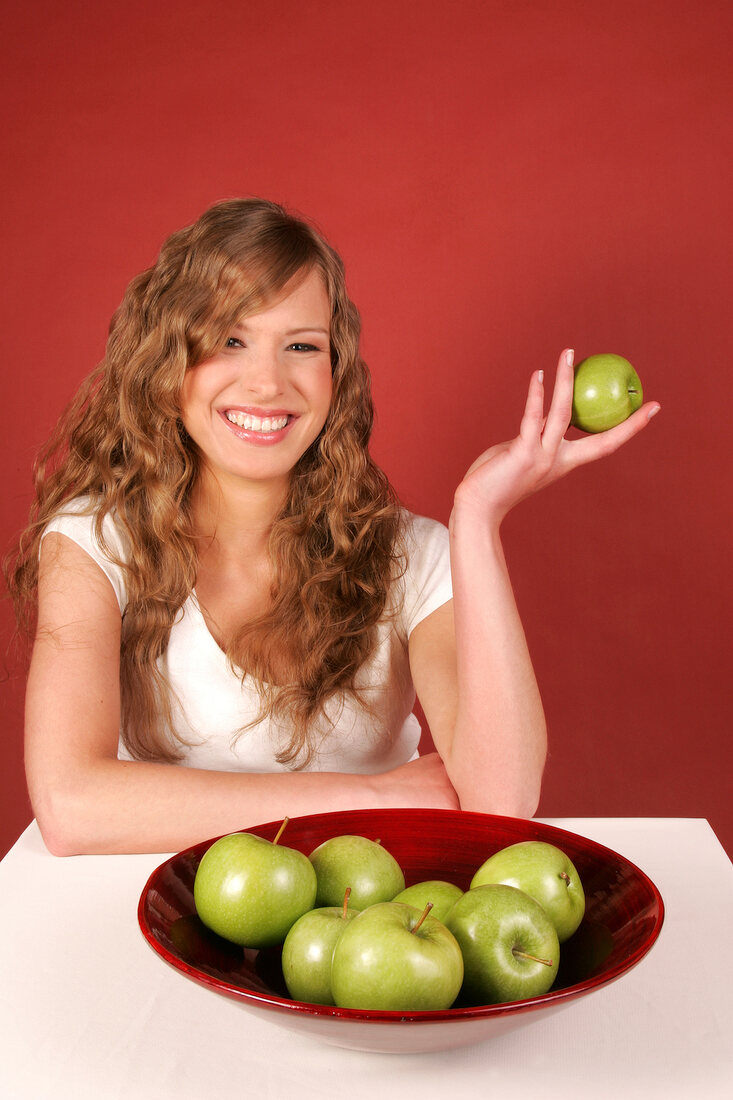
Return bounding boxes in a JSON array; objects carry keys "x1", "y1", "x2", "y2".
[{"x1": 242, "y1": 347, "x2": 285, "y2": 398}]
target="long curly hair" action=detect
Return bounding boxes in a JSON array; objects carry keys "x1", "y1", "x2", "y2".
[{"x1": 6, "y1": 198, "x2": 404, "y2": 766}]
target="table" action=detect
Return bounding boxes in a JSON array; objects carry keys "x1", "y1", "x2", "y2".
[{"x1": 1, "y1": 818, "x2": 731, "y2": 1100}]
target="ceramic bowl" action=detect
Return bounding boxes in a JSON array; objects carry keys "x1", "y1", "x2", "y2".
[{"x1": 138, "y1": 809, "x2": 664, "y2": 1053}]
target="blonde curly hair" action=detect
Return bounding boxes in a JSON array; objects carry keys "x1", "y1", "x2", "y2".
[{"x1": 7, "y1": 198, "x2": 404, "y2": 767}]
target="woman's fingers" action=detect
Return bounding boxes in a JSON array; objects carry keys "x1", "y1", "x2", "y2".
[
  {"x1": 563, "y1": 401, "x2": 661, "y2": 469},
  {"x1": 539, "y1": 349, "x2": 660, "y2": 471},
  {"x1": 541, "y1": 349, "x2": 575, "y2": 452},
  {"x1": 518, "y1": 369, "x2": 547, "y2": 443},
  {"x1": 459, "y1": 354, "x2": 659, "y2": 513}
]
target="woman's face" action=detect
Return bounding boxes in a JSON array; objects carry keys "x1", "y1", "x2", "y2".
[{"x1": 180, "y1": 267, "x2": 333, "y2": 497}]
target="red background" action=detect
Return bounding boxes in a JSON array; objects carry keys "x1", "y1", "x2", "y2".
[{"x1": 2, "y1": 0, "x2": 731, "y2": 858}]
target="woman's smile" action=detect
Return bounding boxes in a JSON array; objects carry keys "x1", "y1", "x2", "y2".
[
  {"x1": 223, "y1": 409, "x2": 291, "y2": 434},
  {"x1": 220, "y1": 407, "x2": 296, "y2": 443}
]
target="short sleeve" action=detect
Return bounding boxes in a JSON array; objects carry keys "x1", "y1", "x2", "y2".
[
  {"x1": 399, "y1": 513, "x2": 453, "y2": 637},
  {"x1": 41, "y1": 497, "x2": 129, "y2": 612}
]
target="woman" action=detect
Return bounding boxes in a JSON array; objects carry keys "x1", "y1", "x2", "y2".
[{"x1": 6, "y1": 198, "x2": 659, "y2": 854}]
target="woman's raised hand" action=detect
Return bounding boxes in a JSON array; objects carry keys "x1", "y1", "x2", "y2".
[{"x1": 454, "y1": 349, "x2": 660, "y2": 526}]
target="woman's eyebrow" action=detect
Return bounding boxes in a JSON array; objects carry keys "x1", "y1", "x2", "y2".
[
  {"x1": 284, "y1": 327, "x2": 330, "y2": 337},
  {"x1": 230, "y1": 323, "x2": 329, "y2": 336}
]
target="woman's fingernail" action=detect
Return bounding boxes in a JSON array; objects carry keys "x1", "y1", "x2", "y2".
[
  {"x1": 648, "y1": 405, "x2": 661, "y2": 420},
  {"x1": 566, "y1": 349, "x2": 575, "y2": 367},
  {"x1": 538, "y1": 369, "x2": 544, "y2": 383}
]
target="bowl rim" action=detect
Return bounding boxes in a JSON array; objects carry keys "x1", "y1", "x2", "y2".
[{"x1": 138, "y1": 808, "x2": 665, "y2": 1024}]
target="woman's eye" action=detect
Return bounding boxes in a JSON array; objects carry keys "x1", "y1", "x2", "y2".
[
  {"x1": 288, "y1": 342, "x2": 319, "y2": 352},
  {"x1": 225, "y1": 337, "x2": 244, "y2": 348}
]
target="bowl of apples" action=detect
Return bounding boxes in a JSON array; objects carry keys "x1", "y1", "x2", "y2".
[{"x1": 138, "y1": 809, "x2": 664, "y2": 1053}]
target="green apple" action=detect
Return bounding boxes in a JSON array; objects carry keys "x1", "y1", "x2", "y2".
[
  {"x1": 392, "y1": 880, "x2": 464, "y2": 923},
  {"x1": 308, "y1": 834, "x2": 405, "y2": 910},
  {"x1": 445, "y1": 884, "x2": 560, "y2": 1005},
  {"x1": 193, "y1": 828, "x2": 317, "y2": 948},
  {"x1": 571, "y1": 353, "x2": 643, "y2": 433},
  {"x1": 331, "y1": 902, "x2": 464, "y2": 1011},
  {"x1": 470, "y1": 840, "x2": 585, "y2": 942},
  {"x1": 281, "y1": 890, "x2": 360, "y2": 1005}
]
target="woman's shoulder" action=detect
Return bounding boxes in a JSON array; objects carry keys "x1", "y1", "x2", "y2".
[
  {"x1": 400, "y1": 509, "x2": 450, "y2": 560},
  {"x1": 42, "y1": 495, "x2": 130, "y2": 610},
  {"x1": 44, "y1": 493, "x2": 106, "y2": 521},
  {"x1": 395, "y1": 509, "x2": 452, "y2": 636},
  {"x1": 43, "y1": 494, "x2": 126, "y2": 545}
]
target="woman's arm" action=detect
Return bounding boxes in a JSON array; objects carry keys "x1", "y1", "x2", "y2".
[
  {"x1": 410, "y1": 349, "x2": 660, "y2": 817},
  {"x1": 27, "y1": 534, "x2": 457, "y2": 855}
]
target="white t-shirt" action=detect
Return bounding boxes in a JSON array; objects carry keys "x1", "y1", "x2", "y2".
[{"x1": 41, "y1": 499, "x2": 453, "y2": 774}]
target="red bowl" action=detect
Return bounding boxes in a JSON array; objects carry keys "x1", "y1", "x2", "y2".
[{"x1": 138, "y1": 809, "x2": 664, "y2": 1053}]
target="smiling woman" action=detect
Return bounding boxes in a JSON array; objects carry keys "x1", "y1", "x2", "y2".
[{"x1": 3, "y1": 198, "x2": 659, "y2": 855}]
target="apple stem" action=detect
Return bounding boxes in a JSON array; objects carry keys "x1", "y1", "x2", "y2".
[
  {"x1": 512, "y1": 948, "x2": 554, "y2": 967},
  {"x1": 373, "y1": 838, "x2": 381, "y2": 845},
  {"x1": 410, "y1": 902, "x2": 434, "y2": 934},
  {"x1": 272, "y1": 817, "x2": 290, "y2": 846},
  {"x1": 342, "y1": 887, "x2": 352, "y2": 919},
  {"x1": 559, "y1": 871, "x2": 571, "y2": 886}
]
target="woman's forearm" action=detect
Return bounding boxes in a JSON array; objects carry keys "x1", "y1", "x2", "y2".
[
  {"x1": 445, "y1": 494, "x2": 547, "y2": 818},
  {"x1": 31, "y1": 749, "x2": 459, "y2": 856},
  {"x1": 33, "y1": 759, "x2": 369, "y2": 855}
]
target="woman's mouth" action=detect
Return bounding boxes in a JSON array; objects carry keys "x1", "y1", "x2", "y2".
[
  {"x1": 224, "y1": 410, "x2": 291, "y2": 432},
  {"x1": 219, "y1": 408, "x2": 297, "y2": 445}
]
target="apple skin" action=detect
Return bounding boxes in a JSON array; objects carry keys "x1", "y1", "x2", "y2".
[
  {"x1": 571, "y1": 353, "x2": 643, "y2": 433},
  {"x1": 193, "y1": 831, "x2": 317, "y2": 948},
  {"x1": 331, "y1": 902, "x2": 464, "y2": 1012},
  {"x1": 470, "y1": 840, "x2": 585, "y2": 943},
  {"x1": 445, "y1": 884, "x2": 560, "y2": 1005},
  {"x1": 281, "y1": 903, "x2": 361, "y2": 1005},
  {"x1": 392, "y1": 880, "x2": 464, "y2": 924},
  {"x1": 308, "y1": 835, "x2": 405, "y2": 910}
]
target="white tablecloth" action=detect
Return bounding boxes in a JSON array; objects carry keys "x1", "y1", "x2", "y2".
[{"x1": 0, "y1": 818, "x2": 731, "y2": 1100}]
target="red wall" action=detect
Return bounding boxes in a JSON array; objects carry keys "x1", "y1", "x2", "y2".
[{"x1": 2, "y1": 0, "x2": 731, "y2": 857}]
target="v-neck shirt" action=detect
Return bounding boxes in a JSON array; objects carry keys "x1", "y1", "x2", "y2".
[{"x1": 42, "y1": 498, "x2": 453, "y2": 773}]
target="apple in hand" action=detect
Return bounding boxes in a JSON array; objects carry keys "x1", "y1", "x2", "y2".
[
  {"x1": 281, "y1": 890, "x2": 360, "y2": 1005},
  {"x1": 470, "y1": 840, "x2": 585, "y2": 942},
  {"x1": 445, "y1": 884, "x2": 560, "y2": 1005},
  {"x1": 331, "y1": 902, "x2": 464, "y2": 1011},
  {"x1": 309, "y1": 835, "x2": 405, "y2": 910},
  {"x1": 392, "y1": 880, "x2": 464, "y2": 924},
  {"x1": 193, "y1": 825, "x2": 317, "y2": 948},
  {"x1": 571, "y1": 353, "x2": 643, "y2": 433}
]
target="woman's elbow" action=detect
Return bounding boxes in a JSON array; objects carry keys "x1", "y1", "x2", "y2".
[
  {"x1": 30, "y1": 784, "x2": 95, "y2": 857},
  {"x1": 40, "y1": 826, "x2": 79, "y2": 858},
  {"x1": 458, "y1": 788, "x2": 541, "y2": 820},
  {"x1": 35, "y1": 812, "x2": 79, "y2": 857},
  {"x1": 454, "y1": 763, "x2": 545, "y2": 820}
]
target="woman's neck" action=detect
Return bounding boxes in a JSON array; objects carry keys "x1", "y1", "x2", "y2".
[{"x1": 189, "y1": 469, "x2": 289, "y2": 561}]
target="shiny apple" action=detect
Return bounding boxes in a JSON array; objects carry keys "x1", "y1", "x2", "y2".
[
  {"x1": 571, "y1": 353, "x2": 643, "y2": 433},
  {"x1": 193, "y1": 829, "x2": 317, "y2": 948},
  {"x1": 281, "y1": 891, "x2": 360, "y2": 1005},
  {"x1": 470, "y1": 840, "x2": 585, "y2": 942},
  {"x1": 308, "y1": 834, "x2": 405, "y2": 909},
  {"x1": 445, "y1": 884, "x2": 560, "y2": 1005},
  {"x1": 331, "y1": 902, "x2": 464, "y2": 1011},
  {"x1": 392, "y1": 880, "x2": 464, "y2": 923}
]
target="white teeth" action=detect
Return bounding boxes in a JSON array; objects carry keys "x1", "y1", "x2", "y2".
[{"x1": 225, "y1": 412, "x2": 289, "y2": 432}]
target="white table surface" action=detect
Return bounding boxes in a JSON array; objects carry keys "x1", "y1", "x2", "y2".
[{"x1": 1, "y1": 817, "x2": 731, "y2": 1100}]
